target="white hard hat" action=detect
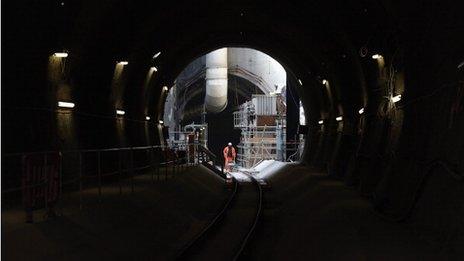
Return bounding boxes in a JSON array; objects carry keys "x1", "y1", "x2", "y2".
[{"x1": 228, "y1": 142, "x2": 232, "y2": 146}]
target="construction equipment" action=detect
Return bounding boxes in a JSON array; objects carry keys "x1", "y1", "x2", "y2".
[{"x1": 233, "y1": 94, "x2": 286, "y2": 168}]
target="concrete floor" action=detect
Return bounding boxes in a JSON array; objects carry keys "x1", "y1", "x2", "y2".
[
  {"x1": 247, "y1": 164, "x2": 458, "y2": 260},
  {"x1": 2, "y1": 163, "x2": 460, "y2": 260},
  {"x1": 183, "y1": 182, "x2": 258, "y2": 260},
  {"x1": 2, "y1": 165, "x2": 228, "y2": 260}
]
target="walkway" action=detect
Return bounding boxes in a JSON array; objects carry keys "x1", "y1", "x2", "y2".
[
  {"x1": 247, "y1": 164, "x2": 458, "y2": 260},
  {"x1": 2, "y1": 165, "x2": 228, "y2": 260}
]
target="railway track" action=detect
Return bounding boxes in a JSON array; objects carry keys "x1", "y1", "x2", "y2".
[{"x1": 177, "y1": 173, "x2": 263, "y2": 260}]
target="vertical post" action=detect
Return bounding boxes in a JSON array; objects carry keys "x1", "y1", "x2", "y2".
[
  {"x1": 186, "y1": 143, "x2": 189, "y2": 167},
  {"x1": 118, "y1": 150, "x2": 122, "y2": 195},
  {"x1": 130, "y1": 148, "x2": 135, "y2": 193},
  {"x1": 172, "y1": 157, "x2": 175, "y2": 177},
  {"x1": 180, "y1": 157, "x2": 183, "y2": 172},
  {"x1": 196, "y1": 145, "x2": 199, "y2": 165},
  {"x1": 23, "y1": 154, "x2": 34, "y2": 223},
  {"x1": 79, "y1": 152, "x2": 83, "y2": 210},
  {"x1": 151, "y1": 147, "x2": 155, "y2": 183},
  {"x1": 44, "y1": 153, "x2": 48, "y2": 212},
  {"x1": 97, "y1": 151, "x2": 102, "y2": 201},
  {"x1": 59, "y1": 152, "x2": 63, "y2": 202},
  {"x1": 164, "y1": 149, "x2": 168, "y2": 180},
  {"x1": 188, "y1": 142, "x2": 191, "y2": 167},
  {"x1": 157, "y1": 148, "x2": 160, "y2": 181}
]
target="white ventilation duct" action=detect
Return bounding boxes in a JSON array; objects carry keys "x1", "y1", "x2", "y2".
[{"x1": 205, "y1": 48, "x2": 228, "y2": 113}]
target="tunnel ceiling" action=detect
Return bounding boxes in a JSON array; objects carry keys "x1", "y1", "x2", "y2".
[{"x1": 3, "y1": 0, "x2": 464, "y2": 124}]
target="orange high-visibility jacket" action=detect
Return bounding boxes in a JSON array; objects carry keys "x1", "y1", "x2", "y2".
[{"x1": 223, "y1": 146, "x2": 236, "y2": 159}]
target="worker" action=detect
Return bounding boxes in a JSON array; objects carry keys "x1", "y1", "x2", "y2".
[{"x1": 223, "y1": 142, "x2": 236, "y2": 172}]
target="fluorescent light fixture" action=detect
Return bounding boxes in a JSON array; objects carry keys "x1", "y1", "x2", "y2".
[
  {"x1": 158, "y1": 120, "x2": 164, "y2": 124},
  {"x1": 322, "y1": 79, "x2": 328, "y2": 85},
  {"x1": 117, "y1": 61, "x2": 128, "y2": 65},
  {"x1": 54, "y1": 52, "x2": 68, "y2": 58},
  {"x1": 145, "y1": 116, "x2": 151, "y2": 121},
  {"x1": 57, "y1": 101, "x2": 75, "y2": 108},
  {"x1": 336, "y1": 116, "x2": 343, "y2": 122},
  {"x1": 372, "y1": 54, "x2": 383, "y2": 59},
  {"x1": 298, "y1": 79, "x2": 303, "y2": 86},
  {"x1": 318, "y1": 120, "x2": 324, "y2": 125},
  {"x1": 153, "y1": 52, "x2": 161, "y2": 59},
  {"x1": 151, "y1": 66, "x2": 158, "y2": 72},
  {"x1": 162, "y1": 86, "x2": 168, "y2": 91},
  {"x1": 392, "y1": 94, "x2": 402, "y2": 103},
  {"x1": 116, "y1": 110, "x2": 125, "y2": 115},
  {"x1": 358, "y1": 108, "x2": 364, "y2": 114}
]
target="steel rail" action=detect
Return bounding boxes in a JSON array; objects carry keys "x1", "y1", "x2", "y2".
[
  {"x1": 233, "y1": 174, "x2": 263, "y2": 260},
  {"x1": 176, "y1": 173, "x2": 263, "y2": 260},
  {"x1": 176, "y1": 177, "x2": 239, "y2": 259}
]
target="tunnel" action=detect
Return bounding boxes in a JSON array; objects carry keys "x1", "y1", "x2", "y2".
[{"x1": 2, "y1": 1, "x2": 464, "y2": 260}]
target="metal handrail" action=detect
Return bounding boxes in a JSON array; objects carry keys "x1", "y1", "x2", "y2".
[
  {"x1": 197, "y1": 145, "x2": 225, "y2": 178},
  {"x1": 2, "y1": 156, "x2": 188, "y2": 195},
  {"x1": 1, "y1": 145, "x2": 192, "y2": 220},
  {"x1": 197, "y1": 145, "x2": 217, "y2": 161},
  {"x1": 2, "y1": 145, "x2": 167, "y2": 157}
]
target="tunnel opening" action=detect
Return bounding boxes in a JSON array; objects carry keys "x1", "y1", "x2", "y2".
[
  {"x1": 3, "y1": 1, "x2": 464, "y2": 259},
  {"x1": 161, "y1": 47, "x2": 307, "y2": 178}
]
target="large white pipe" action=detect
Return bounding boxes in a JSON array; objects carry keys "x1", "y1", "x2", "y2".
[{"x1": 205, "y1": 48, "x2": 228, "y2": 113}]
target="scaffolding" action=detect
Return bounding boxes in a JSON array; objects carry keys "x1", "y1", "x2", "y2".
[
  {"x1": 167, "y1": 122, "x2": 208, "y2": 164},
  {"x1": 233, "y1": 94, "x2": 286, "y2": 168}
]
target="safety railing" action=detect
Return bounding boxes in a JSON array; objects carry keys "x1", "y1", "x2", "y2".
[
  {"x1": 197, "y1": 145, "x2": 226, "y2": 179},
  {"x1": 2, "y1": 145, "x2": 191, "y2": 222}
]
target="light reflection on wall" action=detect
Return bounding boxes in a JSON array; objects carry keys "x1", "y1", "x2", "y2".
[
  {"x1": 374, "y1": 55, "x2": 386, "y2": 79},
  {"x1": 116, "y1": 117, "x2": 127, "y2": 147},
  {"x1": 56, "y1": 109, "x2": 77, "y2": 149},
  {"x1": 324, "y1": 80, "x2": 334, "y2": 109},
  {"x1": 49, "y1": 54, "x2": 78, "y2": 150},
  {"x1": 111, "y1": 63, "x2": 127, "y2": 110},
  {"x1": 299, "y1": 101, "x2": 306, "y2": 125},
  {"x1": 144, "y1": 120, "x2": 152, "y2": 145},
  {"x1": 111, "y1": 63, "x2": 129, "y2": 146},
  {"x1": 143, "y1": 67, "x2": 159, "y2": 145},
  {"x1": 143, "y1": 67, "x2": 157, "y2": 98},
  {"x1": 157, "y1": 124, "x2": 165, "y2": 147}
]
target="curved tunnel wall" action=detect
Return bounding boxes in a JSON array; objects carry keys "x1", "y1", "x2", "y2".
[{"x1": 3, "y1": 0, "x2": 464, "y2": 241}]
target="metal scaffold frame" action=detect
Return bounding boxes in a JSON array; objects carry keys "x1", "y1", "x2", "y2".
[
  {"x1": 233, "y1": 95, "x2": 286, "y2": 168},
  {"x1": 167, "y1": 122, "x2": 208, "y2": 165}
]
